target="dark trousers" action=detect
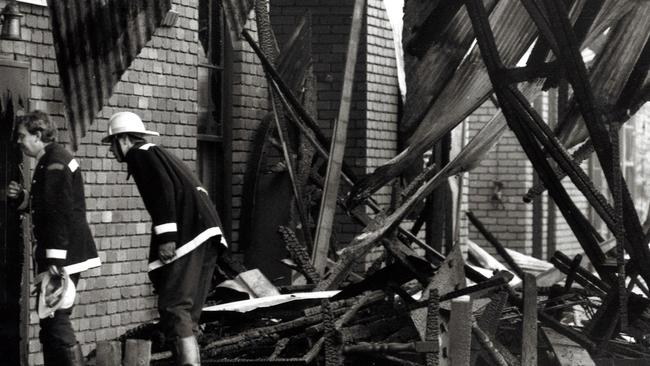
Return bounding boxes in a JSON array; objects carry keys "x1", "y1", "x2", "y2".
[
  {"x1": 39, "y1": 273, "x2": 80, "y2": 355},
  {"x1": 149, "y1": 239, "x2": 219, "y2": 339}
]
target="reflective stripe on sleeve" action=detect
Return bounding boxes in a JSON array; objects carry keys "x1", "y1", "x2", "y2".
[
  {"x1": 46, "y1": 249, "x2": 67, "y2": 259},
  {"x1": 154, "y1": 223, "x2": 177, "y2": 235}
]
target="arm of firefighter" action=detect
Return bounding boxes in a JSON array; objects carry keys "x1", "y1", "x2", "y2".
[
  {"x1": 129, "y1": 149, "x2": 178, "y2": 245},
  {"x1": 42, "y1": 163, "x2": 72, "y2": 267}
]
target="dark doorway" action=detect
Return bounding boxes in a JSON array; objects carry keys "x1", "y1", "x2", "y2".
[{"x1": 0, "y1": 59, "x2": 30, "y2": 366}]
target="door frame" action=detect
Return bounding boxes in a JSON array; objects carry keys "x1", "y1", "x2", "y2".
[{"x1": 0, "y1": 58, "x2": 31, "y2": 366}]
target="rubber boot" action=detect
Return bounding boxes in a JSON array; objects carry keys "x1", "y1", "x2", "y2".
[
  {"x1": 173, "y1": 336, "x2": 200, "y2": 366},
  {"x1": 62, "y1": 343, "x2": 85, "y2": 366}
]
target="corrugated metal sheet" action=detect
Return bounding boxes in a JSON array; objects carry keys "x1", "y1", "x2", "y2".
[{"x1": 46, "y1": 0, "x2": 171, "y2": 149}]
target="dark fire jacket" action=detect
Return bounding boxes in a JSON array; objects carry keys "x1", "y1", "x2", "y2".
[
  {"x1": 125, "y1": 142, "x2": 227, "y2": 271},
  {"x1": 29, "y1": 143, "x2": 101, "y2": 274}
]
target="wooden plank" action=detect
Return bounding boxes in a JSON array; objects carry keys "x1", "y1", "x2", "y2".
[
  {"x1": 123, "y1": 339, "x2": 152, "y2": 366},
  {"x1": 449, "y1": 296, "x2": 472, "y2": 366},
  {"x1": 410, "y1": 244, "x2": 466, "y2": 340},
  {"x1": 542, "y1": 327, "x2": 595, "y2": 366},
  {"x1": 311, "y1": 0, "x2": 366, "y2": 274},
  {"x1": 522, "y1": 273, "x2": 538, "y2": 366},
  {"x1": 96, "y1": 340, "x2": 122, "y2": 366}
]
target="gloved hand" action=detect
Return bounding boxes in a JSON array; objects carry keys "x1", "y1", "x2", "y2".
[
  {"x1": 44, "y1": 265, "x2": 67, "y2": 307},
  {"x1": 159, "y1": 241, "x2": 177, "y2": 263}
]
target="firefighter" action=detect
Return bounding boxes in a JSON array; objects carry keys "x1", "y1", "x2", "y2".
[
  {"x1": 102, "y1": 111, "x2": 228, "y2": 365},
  {"x1": 7, "y1": 110, "x2": 101, "y2": 366}
]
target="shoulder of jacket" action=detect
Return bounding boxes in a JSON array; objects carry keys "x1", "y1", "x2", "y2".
[
  {"x1": 46, "y1": 159, "x2": 79, "y2": 173},
  {"x1": 44, "y1": 145, "x2": 79, "y2": 172},
  {"x1": 139, "y1": 143, "x2": 156, "y2": 151}
]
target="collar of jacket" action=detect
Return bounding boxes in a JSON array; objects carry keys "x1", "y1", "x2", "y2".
[
  {"x1": 125, "y1": 141, "x2": 149, "y2": 180},
  {"x1": 37, "y1": 142, "x2": 57, "y2": 163}
]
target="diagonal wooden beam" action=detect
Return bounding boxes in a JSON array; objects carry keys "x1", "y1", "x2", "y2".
[
  {"x1": 463, "y1": 0, "x2": 614, "y2": 283},
  {"x1": 542, "y1": 0, "x2": 650, "y2": 288},
  {"x1": 311, "y1": 0, "x2": 366, "y2": 275}
]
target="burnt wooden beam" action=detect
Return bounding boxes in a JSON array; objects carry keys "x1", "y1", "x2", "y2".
[
  {"x1": 425, "y1": 290, "x2": 440, "y2": 366},
  {"x1": 464, "y1": 0, "x2": 616, "y2": 286},
  {"x1": 543, "y1": 0, "x2": 650, "y2": 286},
  {"x1": 563, "y1": 254, "x2": 583, "y2": 292},
  {"x1": 571, "y1": 0, "x2": 605, "y2": 47},
  {"x1": 500, "y1": 61, "x2": 561, "y2": 83},
  {"x1": 440, "y1": 275, "x2": 508, "y2": 302},
  {"x1": 522, "y1": 140, "x2": 594, "y2": 203},
  {"x1": 278, "y1": 226, "x2": 321, "y2": 284},
  {"x1": 552, "y1": 251, "x2": 609, "y2": 293},
  {"x1": 407, "y1": 275, "x2": 509, "y2": 313},
  {"x1": 305, "y1": 291, "x2": 378, "y2": 363},
  {"x1": 507, "y1": 86, "x2": 623, "y2": 250},
  {"x1": 342, "y1": 341, "x2": 438, "y2": 354},
  {"x1": 471, "y1": 323, "x2": 511, "y2": 366},
  {"x1": 518, "y1": 0, "x2": 560, "y2": 55},
  {"x1": 207, "y1": 358, "x2": 307, "y2": 365},
  {"x1": 466, "y1": 211, "x2": 525, "y2": 279}
]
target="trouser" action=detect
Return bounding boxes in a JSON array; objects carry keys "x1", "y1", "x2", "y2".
[
  {"x1": 149, "y1": 238, "x2": 220, "y2": 339},
  {"x1": 39, "y1": 273, "x2": 80, "y2": 359}
]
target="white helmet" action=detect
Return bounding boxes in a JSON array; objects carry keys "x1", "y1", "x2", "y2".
[
  {"x1": 38, "y1": 270, "x2": 76, "y2": 319},
  {"x1": 102, "y1": 111, "x2": 160, "y2": 143}
]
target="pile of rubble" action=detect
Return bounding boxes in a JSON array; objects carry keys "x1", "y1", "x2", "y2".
[{"x1": 108, "y1": 215, "x2": 650, "y2": 365}]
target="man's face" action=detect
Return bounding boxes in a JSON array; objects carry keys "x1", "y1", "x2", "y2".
[
  {"x1": 108, "y1": 135, "x2": 128, "y2": 162},
  {"x1": 16, "y1": 125, "x2": 43, "y2": 158}
]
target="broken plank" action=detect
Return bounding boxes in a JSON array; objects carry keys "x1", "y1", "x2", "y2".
[
  {"x1": 542, "y1": 327, "x2": 595, "y2": 366},
  {"x1": 522, "y1": 273, "x2": 538, "y2": 366},
  {"x1": 449, "y1": 296, "x2": 472, "y2": 366}
]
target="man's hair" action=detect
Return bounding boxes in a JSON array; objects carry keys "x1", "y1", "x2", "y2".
[{"x1": 16, "y1": 110, "x2": 57, "y2": 143}]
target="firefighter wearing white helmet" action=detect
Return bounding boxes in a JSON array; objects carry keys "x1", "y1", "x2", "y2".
[
  {"x1": 102, "y1": 111, "x2": 159, "y2": 162},
  {"x1": 104, "y1": 111, "x2": 230, "y2": 366}
]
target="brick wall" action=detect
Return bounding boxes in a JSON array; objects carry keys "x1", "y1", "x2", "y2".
[
  {"x1": 365, "y1": 0, "x2": 399, "y2": 207},
  {"x1": 466, "y1": 100, "x2": 535, "y2": 256},
  {"x1": 0, "y1": 0, "x2": 199, "y2": 363},
  {"x1": 230, "y1": 11, "x2": 268, "y2": 250}
]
